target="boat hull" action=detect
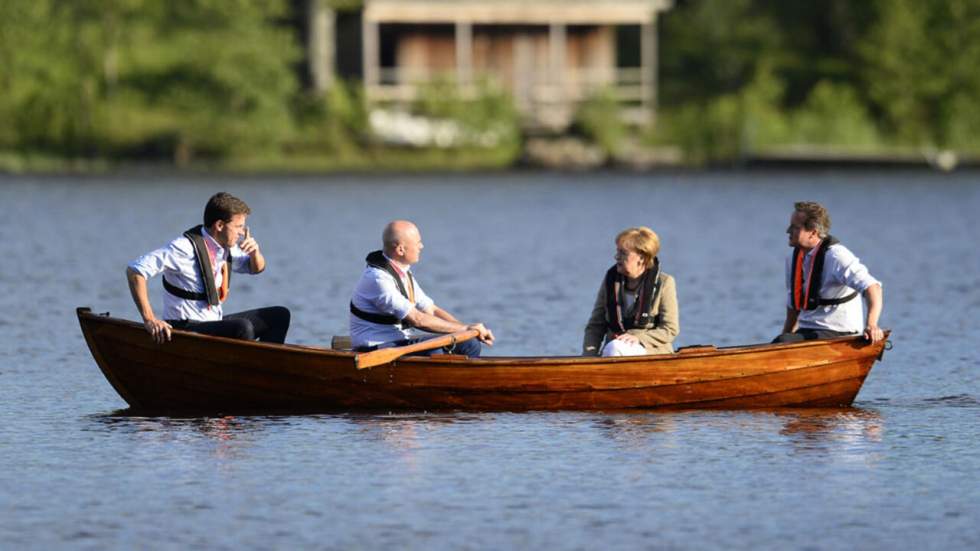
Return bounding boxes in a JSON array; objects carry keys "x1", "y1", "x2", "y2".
[{"x1": 77, "y1": 308, "x2": 888, "y2": 413}]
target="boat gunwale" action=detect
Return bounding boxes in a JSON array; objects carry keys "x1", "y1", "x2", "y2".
[{"x1": 77, "y1": 307, "x2": 888, "y2": 369}]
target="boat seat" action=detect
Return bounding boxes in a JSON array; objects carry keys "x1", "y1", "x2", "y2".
[
  {"x1": 330, "y1": 335, "x2": 352, "y2": 351},
  {"x1": 677, "y1": 345, "x2": 717, "y2": 354}
]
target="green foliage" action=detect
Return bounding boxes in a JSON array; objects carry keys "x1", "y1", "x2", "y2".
[
  {"x1": 5, "y1": 0, "x2": 980, "y2": 169},
  {"x1": 660, "y1": 0, "x2": 783, "y2": 107},
  {"x1": 739, "y1": 63, "x2": 791, "y2": 149},
  {"x1": 293, "y1": 80, "x2": 368, "y2": 155},
  {"x1": 661, "y1": 97, "x2": 741, "y2": 164},
  {"x1": 789, "y1": 81, "x2": 880, "y2": 147},
  {"x1": 326, "y1": 0, "x2": 364, "y2": 11},
  {"x1": 860, "y1": 0, "x2": 980, "y2": 148},
  {"x1": 413, "y1": 78, "x2": 522, "y2": 152},
  {"x1": 573, "y1": 89, "x2": 627, "y2": 156},
  {"x1": 945, "y1": 93, "x2": 980, "y2": 151},
  {"x1": 658, "y1": 64, "x2": 789, "y2": 163},
  {"x1": 658, "y1": 0, "x2": 980, "y2": 159},
  {"x1": 120, "y1": 1, "x2": 301, "y2": 160},
  {"x1": 0, "y1": 0, "x2": 301, "y2": 162}
]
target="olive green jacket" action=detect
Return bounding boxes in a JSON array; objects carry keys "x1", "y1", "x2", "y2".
[{"x1": 583, "y1": 272, "x2": 679, "y2": 356}]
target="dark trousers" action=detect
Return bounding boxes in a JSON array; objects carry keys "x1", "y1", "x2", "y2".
[
  {"x1": 169, "y1": 306, "x2": 291, "y2": 344},
  {"x1": 772, "y1": 328, "x2": 855, "y2": 344},
  {"x1": 357, "y1": 336, "x2": 482, "y2": 358}
]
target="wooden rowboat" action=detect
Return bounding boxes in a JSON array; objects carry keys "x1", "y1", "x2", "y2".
[{"x1": 77, "y1": 307, "x2": 889, "y2": 413}]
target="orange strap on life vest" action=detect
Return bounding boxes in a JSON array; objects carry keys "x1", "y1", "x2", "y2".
[
  {"x1": 204, "y1": 234, "x2": 230, "y2": 304},
  {"x1": 792, "y1": 248, "x2": 805, "y2": 310},
  {"x1": 792, "y1": 243, "x2": 820, "y2": 310},
  {"x1": 790, "y1": 236, "x2": 859, "y2": 312},
  {"x1": 218, "y1": 261, "x2": 229, "y2": 303}
]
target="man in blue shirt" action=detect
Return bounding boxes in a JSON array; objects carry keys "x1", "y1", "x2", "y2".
[
  {"x1": 349, "y1": 220, "x2": 494, "y2": 356},
  {"x1": 774, "y1": 201, "x2": 883, "y2": 343},
  {"x1": 126, "y1": 192, "x2": 290, "y2": 344}
]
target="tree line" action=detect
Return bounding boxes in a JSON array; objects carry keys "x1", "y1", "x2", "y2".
[
  {"x1": 2, "y1": 0, "x2": 979, "y2": 168},
  {"x1": 659, "y1": 0, "x2": 980, "y2": 161}
]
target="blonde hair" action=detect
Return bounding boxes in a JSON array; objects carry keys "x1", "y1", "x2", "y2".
[{"x1": 616, "y1": 226, "x2": 660, "y2": 268}]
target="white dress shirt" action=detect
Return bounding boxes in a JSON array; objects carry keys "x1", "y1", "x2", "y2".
[
  {"x1": 129, "y1": 227, "x2": 253, "y2": 321},
  {"x1": 785, "y1": 243, "x2": 881, "y2": 334},
  {"x1": 349, "y1": 258, "x2": 435, "y2": 348}
]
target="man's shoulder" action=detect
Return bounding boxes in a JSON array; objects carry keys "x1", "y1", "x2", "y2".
[
  {"x1": 137, "y1": 233, "x2": 193, "y2": 259},
  {"x1": 826, "y1": 242, "x2": 857, "y2": 264},
  {"x1": 364, "y1": 263, "x2": 400, "y2": 280},
  {"x1": 354, "y1": 265, "x2": 396, "y2": 291},
  {"x1": 165, "y1": 234, "x2": 195, "y2": 258}
]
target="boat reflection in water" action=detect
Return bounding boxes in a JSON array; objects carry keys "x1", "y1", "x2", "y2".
[
  {"x1": 590, "y1": 407, "x2": 884, "y2": 460},
  {"x1": 777, "y1": 407, "x2": 884, "y2": 458},
  {"x1": 90, "y1": 412, "x2": 280, "y2": 460}
]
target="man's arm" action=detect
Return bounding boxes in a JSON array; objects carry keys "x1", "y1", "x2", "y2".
[
  {"x1": 431, "y1": 306, "x2": 460, "y2": 324},
  {"x1": 126, "y1": 267, "x2": 172, "y2": 344},
  {"x1": 238, "y1": 227, "x2": 266, "y2": 274},
  {"x1": 863, "y1": 283, "x2": 884, "y2": 342},
  {"x1": 403, "y1": 305, "x2": 494, "y2": 345}
]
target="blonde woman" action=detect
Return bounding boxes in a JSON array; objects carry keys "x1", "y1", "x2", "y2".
[{"x1": 583, "y1": 227, "x2": 679, "y2": 357}]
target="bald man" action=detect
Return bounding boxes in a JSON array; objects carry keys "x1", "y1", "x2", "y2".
[{"x1": 349, "y1": 220, "x2": 494, "y2": 357}]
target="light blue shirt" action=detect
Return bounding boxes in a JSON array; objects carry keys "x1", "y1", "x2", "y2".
[
  {"x1": 349, "y1": 258, "x2": 434, "y2": 349},
  {"x1": 785, "y1": 243, "x2": 881, "y2": 333},
  {"x1": 129, "y1": 227, "x2": 253, "y2": 321}
]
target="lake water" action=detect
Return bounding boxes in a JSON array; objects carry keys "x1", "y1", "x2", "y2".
[{"x1": 1, "y1": 170, "x2": 977, "y2": 549}]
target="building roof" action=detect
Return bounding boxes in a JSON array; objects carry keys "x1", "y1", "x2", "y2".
[{"x1": 364, "y1": 0, "x2": 673, "y2": 25}]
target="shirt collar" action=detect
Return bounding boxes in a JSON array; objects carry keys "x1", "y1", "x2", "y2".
[
  {"x1": 382, "y1": 253, "x2": 411, "y2": 276},
  {"x1": 202, "y1": 226, "x2": 226, "y2": 257}
]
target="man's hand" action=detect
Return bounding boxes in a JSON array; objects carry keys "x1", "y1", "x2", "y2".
[
  {"x1": 144, "y1": 317, "x2": 172, "y2": 344},
  {"x1": 239, "y1": 226, "x2": 260, "y2": 257},
  {"x1": 615, "y1": 333, "x2": 640, "y2": 345},
  {"x1": 864, "y1": 324, "x2": 884, "y2": 343},
  {"x1": 468, "y1": 323, "x2": 495, "y2": 346}
]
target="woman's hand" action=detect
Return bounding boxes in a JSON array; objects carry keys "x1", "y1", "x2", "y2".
[{"x1": 615, "y1": 333, "x2": 640, "y2": 345}]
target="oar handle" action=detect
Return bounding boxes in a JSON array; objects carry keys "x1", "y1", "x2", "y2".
[{"x1": 355, "y1": 329, "x2": 481, "y2": 370}]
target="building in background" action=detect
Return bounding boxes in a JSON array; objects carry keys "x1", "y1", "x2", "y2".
[{"x1": 305, "y1": 0, "x2": 673, "y2": 130}]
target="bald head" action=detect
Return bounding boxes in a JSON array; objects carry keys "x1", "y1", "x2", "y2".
[{"x1": 383, "y1": 220, "x2": 424, "y2": 264}]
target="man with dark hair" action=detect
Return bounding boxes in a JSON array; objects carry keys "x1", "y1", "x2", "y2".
[
  {"x1": 126, "y1": 192, "x2": 290, "y2": 344},
  {"x1": 774, "y1": 201, "x2": 884, "y2": 344}
]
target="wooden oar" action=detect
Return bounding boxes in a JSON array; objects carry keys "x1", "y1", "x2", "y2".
[{"x1": 354, "y1": 329, "x2": 481, "y2": 370}]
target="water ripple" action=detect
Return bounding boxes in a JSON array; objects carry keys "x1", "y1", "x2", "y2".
[{"x1": 2, "y1": 173, "x2": 979, "y2": 550}]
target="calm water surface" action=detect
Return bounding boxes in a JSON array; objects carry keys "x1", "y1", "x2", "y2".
[{"x1": 1, "y1": 171, "x2": 978, "y2": 549}]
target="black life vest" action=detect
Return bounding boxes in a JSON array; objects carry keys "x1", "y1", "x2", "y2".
[
  {"x1": 605, "y1": 258, "x2": 662, "y2": 334},
  {"x1": 162, "y1": 225, "x2": 230, "y2": 306},
  {"x1": 791, "y1": 235, "x2": 858, "y2": 311},
  {"x1": 349, "y1": 250, "x2": 417, "y2": 326}
]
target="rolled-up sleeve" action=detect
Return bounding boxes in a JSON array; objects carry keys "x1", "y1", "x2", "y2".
[{"x1": 412, "y1": 279, "x2": 434, "y2": 312}]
